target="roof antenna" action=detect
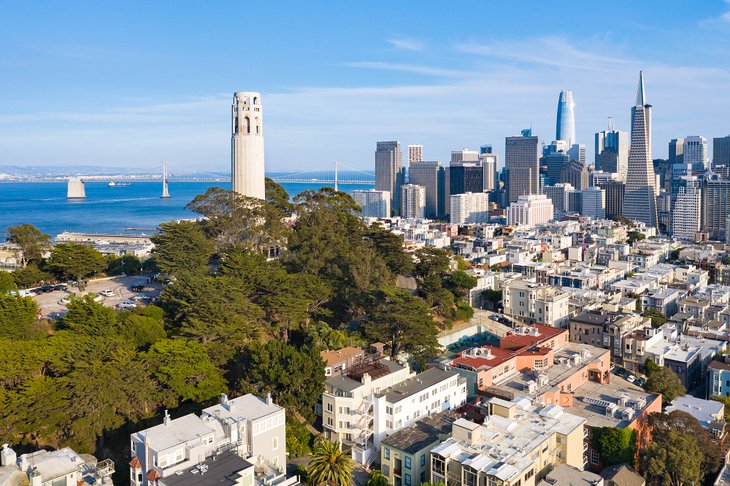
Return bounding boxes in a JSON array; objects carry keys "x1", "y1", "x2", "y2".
[{"x1": 608, "y1": 116, "x2": 614, "y2": 132}]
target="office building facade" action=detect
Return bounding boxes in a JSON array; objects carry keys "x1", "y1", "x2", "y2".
[
  {"x1": 669, "y1": 138, "x2": 685, "y2": 165},
  {"x1": 714, "y1": 136, "x2": 730, "y2": 167},
  {"x1": 702, "y1": 175, "x2": 730, "y2": 241},
  {"x1": 580, "y1": 186, "x2": 607, "y2": 220},
  {"x1": 507, "y1": 194, "x2": 555, "y2": 227},
  {"x1": 408, "y1": 161, "x2": 441, "y2": 219},
  {"x1": 684, "y1": 135, "x2": 709, "y2": 172},
  {"x1": 479, "y1": 146, "x2": 497, "y2": 192},
  {"x1": 375, "y1": 141, "x2": 404, "y2": 215},
  {"x1": 407, "y1": 144, "x2": 423, "y2": 167},
  {"x1": 560, "y1": 159, "x2": 589, "y2": 190},
  {"x1": 544, "y1": 183, "x2": 575, "y2": 213},
  {"x1": 595, "y1": 128, "x2": 629, "y2": 180},
  {"x1": 506, "y1": 135, "x2": 540, "y2": 203}
]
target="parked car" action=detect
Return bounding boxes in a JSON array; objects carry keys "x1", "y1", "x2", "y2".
[
  {"x1": 53, "y1": 284, "x2": 68, "y2": 291},
  {"x1": 37, "y1": 285, "x2": 54, "y2": 293},
  {"x1": 116, "y1": 301, "x2": 137, "y2": 310},
  {"x1": 635, "y1": 377, "x2": 646, "y2": 387},
  {"x1": 130, "y1": 285, "x2": 145, "y2": 292},
  {"x1": 99, "y1": 289, "x2": 115, "y2": 297},
  {"x1": 627, "y1": 374, "x2": 637, "y2": 384}
]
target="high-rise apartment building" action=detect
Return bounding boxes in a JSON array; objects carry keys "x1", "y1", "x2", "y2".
[
  {"x1": 352, "y1": 189, "x2": 391, "y2": 218},
  {"x1": 479, "y1": 145, "x2": 497, "y2": 192},
  {"x1": 507, "y1": 194, "x2": 554, "y2": 227},
  {"x1": 672, "y1": 176, "x2": 701, "y2": 241},
  {"x1": 556, "y1": 90, "x2": 576, "y2": 146},
  {"x1": 544, "y1": 183, "x2": 575, "y2": 213},
  {"x1": 580, "y1": 186, "x2": 606, "y2": 220},
  {"x1": 669, "y1": 138, "x2": 685, "y2": 165},
  {"x1": 400, "y1": 184, "x2": 426, "y2": 219},
  {"x1": 408, "y1": 161, "x2": 441, "y2": 219},
  {"x1": 375, "y1": 141, "x2": 404, "y2": 215},
  {"x1": 622, "y1": 71, "x2": 658, "y2": 228},
  {"x1": 450, "y1": 192, "x2": 489, "y2": 224},
  {"x1": 703, "y1": 174, "x2": 730, "y2": 240},
  {"x1": 684, "y1": 135, "x2": 709, "y2": 172},
  {"x1": 714, "y1": 136, "x2": 730, "y2": 167},
  {"x1": 407, "y1": 144, "x2": 423, "y2": 167},
  {"x1": 505, "y1": 134, "x2": 540, "y2": 203},
  {"x1": 595, "y1": 128, "x2": 629, "y2": 180},
  {"x1": 231, "y1": 92, "x2": 265, "y2": 199}
]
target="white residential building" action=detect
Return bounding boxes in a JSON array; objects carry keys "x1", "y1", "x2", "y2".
[
  {"x1": 503, "y1": 278, "x2": 571, "y2": 327},
  {"x1": 0, "y1": 446, "x2": 114, "y2": 486},
  {"x1": 672, "y1": 176, "x2": 701, "y2": 241},
  {"x1": 507, "y1": 194, "x2": 554, "y2": 227},
  {"x1": 353, "y1": 189, "x2": 391, "y2": 218},
  {"x1": 407, "y1": 144, "x2": 423, "y2": 166},
  {"x1": 322, "y1": 359, "x2": 466, "y2": 466},
  {"x1": 450, "y1": 192, "x2": 489, "y2": 224},
  {"x1": 401, "y1": 184, "x2": 427, "y2": 219},
  {"x1": 130, "y1": 393, "x2": 294, "y2": 486}
]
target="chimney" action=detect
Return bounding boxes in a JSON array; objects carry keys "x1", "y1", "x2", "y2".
[
  {"x1": 362, "y1": 372, "x2": 371, "y2": 385},
  {"x1": 163, "y1": 410, "x2": 170, "y2": 426},
  {"x1": 0, "y1": 444, "x2": 16, "y2": 467},
  {"x1": 266, "y1": 393, "x2": 273, "y2": 406}
]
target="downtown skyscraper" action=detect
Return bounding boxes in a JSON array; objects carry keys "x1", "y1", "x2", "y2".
[
  {"x1": 622, "y1": 71, "x2": 658, "y2": 228},
  {"x1": 375, "y1": 141, "x2": 404, "y2": 216},
  {"x1": 555, "y1": 90, "x2": 576, "y2": 146}
]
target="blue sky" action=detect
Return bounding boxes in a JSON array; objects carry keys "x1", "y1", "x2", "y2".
[{"x1": 1, "y1": 1, "x2": 729, "y2": 172}]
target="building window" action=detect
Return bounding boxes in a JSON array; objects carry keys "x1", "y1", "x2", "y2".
[
  {"x1": 327, "y1": 403, "x2": 333, "y2": 412},
  {"x1": 404, "y1": 456, "x2": 411, "y2": 470},
  {"x1": 384, "y1": 448, "x2": 390, "y2": 460},
  {"x1": 272, "y1": 437, "x2": 278, "y2": 451},
  {"x1": 590, "y1": 449, "x2": 600, "y2": 464},
  {"x1": 404, "y1": 473, "x2": 412, "y2": 486},
  {"x1": 420, "y1": 454, "x2": 426, "y2": 467}
]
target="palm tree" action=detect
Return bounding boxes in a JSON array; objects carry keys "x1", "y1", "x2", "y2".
[
  {"x1": 366, "y1": 470, "x2": 387, "y2": 486},
  {"x1": 306, "y1": 438, "x2": 353, "y2": 485}
]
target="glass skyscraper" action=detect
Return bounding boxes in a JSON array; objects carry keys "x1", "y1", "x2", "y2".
[{"x1": 555, "y1": 90, "x2": 576, "y2": 146}]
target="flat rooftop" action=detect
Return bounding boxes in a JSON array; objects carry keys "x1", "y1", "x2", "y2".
[
  {"x1": 132, "y1": 413, "x2": 222, "y2": 453},
  {"x1": 203, "y1": 394, "x2": 283, "y2": 424},
  {"x1": 569, "y1": 380, "x2": 659, "y2": 428},
  {"x1": 666, "y1": 395, "x2": 724, "y2": 429},
  {"x1": 537, "y1": 464, "x2": 603, "y2": 486},
  {"x1": 378, "y1": 368, "x2": 458, "y2": 404},
  {"x1": 325, "y1": 358, "x2": 406, "y2": 392},
  {"x1": 381, "y1": 411, "x2": 458, "y2": 454},
  {"x1": 490, "y1": 343, "x2": 608, "y2": 398},
  {"x1": 158, "y1": 451, "x2": 253, "y2": 486}
]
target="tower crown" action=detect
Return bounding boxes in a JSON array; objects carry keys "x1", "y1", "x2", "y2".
[
  {"x1": 636, "y1": 71, "x2": 646, "y2": 106},
  {"x1": 232, "y1": 92, "x2": 262, "y2": 137}
]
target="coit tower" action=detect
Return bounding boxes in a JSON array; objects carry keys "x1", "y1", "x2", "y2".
[{"x1": 231, "y1": 91, "x2": 265, "y2": 199}]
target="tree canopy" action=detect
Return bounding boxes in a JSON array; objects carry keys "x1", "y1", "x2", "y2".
[
  {"x1": 5, "y1": 223, "x2": 51, "y2": 267},
  {"x1": 46, "y1": 243, "x2": 106, "y2": 289}
]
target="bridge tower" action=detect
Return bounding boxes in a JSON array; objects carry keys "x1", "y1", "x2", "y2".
[{"x1": 161, "y1": 160, "x2": 170, "y2": 198}]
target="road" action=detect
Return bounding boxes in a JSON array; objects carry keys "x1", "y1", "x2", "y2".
[{"x1": 33, "y1": 275, "x2": 162, "y2": 319}]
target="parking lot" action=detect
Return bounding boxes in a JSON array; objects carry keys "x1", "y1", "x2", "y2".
[{"x1": 32, "y1": 275, "x2": 163, "y2": 319}]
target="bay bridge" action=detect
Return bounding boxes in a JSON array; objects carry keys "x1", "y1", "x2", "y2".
[{"x1": 8, "y1": 162, "x2": 375, "y2": 186}]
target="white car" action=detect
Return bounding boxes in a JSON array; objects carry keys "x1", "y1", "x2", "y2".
[
  {"x1": 99, "y1": 289, "x2": 115, "y2": 297},
  {"x1": 116, "y1": 301, "x2": 137, "y2": 310},
  {"x1": 627, "y1": 374, "x2": 636, "y2": 384}
]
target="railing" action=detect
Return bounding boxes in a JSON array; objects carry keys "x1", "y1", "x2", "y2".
[{"x1": 95, "y1": 459, "x2": 115, "y2": 477}]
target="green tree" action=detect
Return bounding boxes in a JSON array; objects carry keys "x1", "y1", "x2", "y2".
[
  {"x1": 122, "y1": 313, "x2": 167, "y2": 349},
  {"x1": 591, "y1": 426, "x2": 636, "y2": 466},
  {"x1": 5, "y1": 223, "x2": 51, "y2": 267},
  {"x1": 644, "y1": 357, "x2": 661, "y2": 375},
  {"x1": 0, "y1": 271, "x2": 17, "y2": 293},
  {"x1": 265, "y1": 177, "x2": 294, "y2": 215},
  {"x1": 365, "y1": 223, "x2": 414, "y2": 276},
  {"x1": 639, "y1": 428, "x2": 703, "y2": 486},
  {"x1": 627, "y1": 231, "x2": 646, "y2": 244},
  {"x1": 445, "y1": 270, "x2": 478, "y2": 301},
  {"x1": 46, "y1": 243, "x2": 105, "y2": 290},
  {"x1": 151, "y1": 220, "x2": 214, "y2": 276},
  {"x1": 306, "y1": 438, "x2": 353, "y2": 486},
  {"x1": 12, "y1": 264, "x2": 51, "y2": 288},
  {"x1": 364, "y1": 287, "x2": 440, "y2": 366},
  {"x1": 106, "y1": 254, "x2": 142, "y2": 275},
  {"x1": 641, "y1": 308, "x2": 668, "y2": 328},
  {"x1": 366, "y1": 470, "x2": 388, "y2": 486},
  {"x1": 414, "y1": 247, "x2": 451, "y2": 280},
  {"x1": 235, "y1": 340, "x2": 325, "y2": 418},
  {"x1": 60, "y1": 294, "x2": 119, "y2": 336},
  {"x1": 146, "y1": 339, "x2": 226, "y2": 404},
  {"x1": 648, "y1": 410, "x2": 723, "y2": 479},
  {"x1": 482, "y1": 289, "x2": 502, "y2": 307},
  {"x1": 645, "y1": 366, "x2": 686, "y2": 404},
  {"x1": 286, "y1": 419, "x2": 314, "y2": 458},
  {"x1": 0, "y1": 294, "x2": 39, "y2": 340}
]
